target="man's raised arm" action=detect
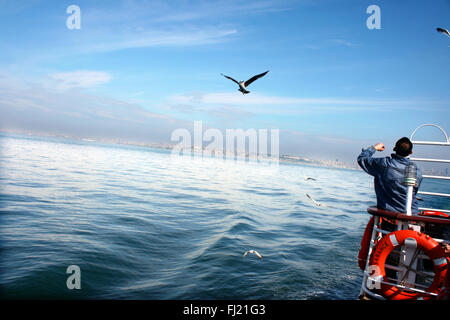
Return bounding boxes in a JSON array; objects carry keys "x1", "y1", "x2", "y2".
[{"x1": 357, "y1": 143, "x2": 385, "y2": 176}]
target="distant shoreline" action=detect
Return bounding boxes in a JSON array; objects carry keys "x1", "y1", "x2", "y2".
[
  {"x1": 0, "y1": 130, "x2": 362, "y2": 171},
  {"x1": 2, "y1": 130, "x2": 449, "y2": 176}
]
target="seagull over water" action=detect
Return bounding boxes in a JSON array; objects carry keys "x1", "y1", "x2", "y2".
[
  {"x1": 437, "y1": 27, "x2": 450, "y2": 37},
  {"x1": 304, "y1": 175, "x2": 317, "y2": 181},
  {"x1": 306, "y1": 193, "x2": 325, "y2": 207},
  {"x1": 243, "y1": 250, "x2": 263, "y2": 259},
  {"x1": 221, "y1": 71, "x2": 269, "y2": 94}
]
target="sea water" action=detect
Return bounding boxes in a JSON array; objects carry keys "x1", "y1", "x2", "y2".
[{"x1": 0, "y1": 133, "x2": 448, "y2": 299}]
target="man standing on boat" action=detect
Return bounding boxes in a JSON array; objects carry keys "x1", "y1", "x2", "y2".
[{"x1": 357, "y1": 137, "x2": 423, "y2": 215}]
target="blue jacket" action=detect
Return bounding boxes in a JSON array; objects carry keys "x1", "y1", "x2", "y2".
[{"x1": 357, "y1": 146, "x2": 422, "y2": 214}]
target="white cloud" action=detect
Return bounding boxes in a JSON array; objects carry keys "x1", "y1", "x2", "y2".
[
  {"x1": 330, "y1": 39, "x2": 358, "y2": 47},
  {"x1": 1, "y1": 73, "x2": 448, "y2": 164},
  {"x1": 49, "y1": 70, "x2": 112, "y2": 89},
  {"x1": 304, "y1": 38, "x2": 359, "y2": 51},
  {"x1": 84, "y1": 0, "x2": 289, "y2": 24},
  {"x1": 150, "y1": 0, "x2": 291, "y2": 23},
  {"x1": 169, "y1": 91, "x2": 436, "y2": 112},
  {"x1": 0, "y1": 75, "x2": 369, "y2": 163},
  {"x1": 0, "y1": 75, "x2": 187, "y2": 144},
  {"x1": 62, "y1": 0, "x2": 295, "y2": 54},
  {"x1": 85, "y1": 29, "x2": 238, "y2": 53},
  {"x1": 171, "y1": 92, "x2": 363, "y2": 106}
]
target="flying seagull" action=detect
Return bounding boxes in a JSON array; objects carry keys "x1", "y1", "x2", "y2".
[
  {"x1": 437, "y1": 27, "x2": 450, "y2": 37},
  {"x1": 243, "y1": 250, "x2": 263, "y2": 259},
  {"x1": 306, "y1": 193, "x2": 325, "y2": 207},
  {"x1": 221, "y1": 71, "x2": 269, "y2": 94},
  {"x1": 304, "y1": 175, "x2": 317, "y2": 181}
]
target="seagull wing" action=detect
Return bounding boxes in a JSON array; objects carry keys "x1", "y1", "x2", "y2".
[
  {"x1": 437, "y1": 27, "x2": 450, "y2": 36},
  {"x1": 306, "y1": 193, "x2": 320, "y2": 206},
  {"x1": 221, "y1": 73, "x2": 240, "y2": 85},
  {"x1": 244, "y1": 70, "x2": 269, "y2": 87},
  {"x1": 244, "y1": 250, "x2": 262, "y2": 259}
]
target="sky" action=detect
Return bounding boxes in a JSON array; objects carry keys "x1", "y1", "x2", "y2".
[{"x1": 0, "y1": 0, "x2": 449, "y2": 163}]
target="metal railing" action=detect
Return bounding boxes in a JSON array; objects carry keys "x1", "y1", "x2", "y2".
[
  {"x1": 359, "y1": 124, "x2": 450, "y2": 300},
  {"x1": 410, "y1": 123, "x2": 450, "y2": 212},
  {"x1": 359, "y1": 208, "x2": 449, "y2": 300}
]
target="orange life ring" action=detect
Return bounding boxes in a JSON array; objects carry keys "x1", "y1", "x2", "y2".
[
  {"x1": 358, "y1": 217, "x2": 374, "y2": 270},
  {"x1": 421, "y1": 210, "x2": 450, "y2": 218},
  {"x1": 369, "y1": 230, "x2": 448, "y2": 300},
  {"x1": 437, "y1": 263, "x2": 450, "y2": 300}
]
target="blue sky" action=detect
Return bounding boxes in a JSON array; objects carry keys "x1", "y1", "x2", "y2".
[{"x1": 0, "y1": 0, "x2": 449, "y2": 162}]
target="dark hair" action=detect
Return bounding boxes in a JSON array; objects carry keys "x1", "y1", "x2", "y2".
[{"x1": 394, "y1": 137, "x2": 413, "y2": 157}]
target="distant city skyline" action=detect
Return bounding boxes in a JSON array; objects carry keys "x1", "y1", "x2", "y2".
[
  {"x1": 0, "y1": 0, "x2": 449, "y2": 164},
  {"x1": 2, "y1": 129, "x2": 449, "y2": 177}
]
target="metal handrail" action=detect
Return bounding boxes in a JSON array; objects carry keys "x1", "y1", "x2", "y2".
[
  {"x1": 360, "y1": 211, "x2": 448, "y2": 300},
  {"x1": 410, "y1": 123, "x2": 449, "y2": 214},
  {"x1": 418, "y1": 191, "x2": 450, "y2": 197},
  {"x1": 422, "y1": 175, "x2": 450, "y2": 180},
  {"x1": 410, "y1": 157, "x2": 450, "y2": 163},
  {"x1": 413, "y1": 141, "x2": 450, "y2": 146},
  {"x1": 419, "y1": 207, "x2": 450, "y2": 214},
  {"x1": 367, "y1": 207, "x2": 450, "y2": 225},
  {"x1": 359, "y1": 124, "x2": 449, "y2": 300},
  {"x1": 410, "y1": 123, "x2": 449, "y2": 143}
]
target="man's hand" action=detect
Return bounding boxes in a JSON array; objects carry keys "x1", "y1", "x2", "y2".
[
  {"x1": 374, "y1": 143, "x2": 385, "y2": 152},
  {"x1": 443, "y1": 243, "x2": 450, "y2": 256}
]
